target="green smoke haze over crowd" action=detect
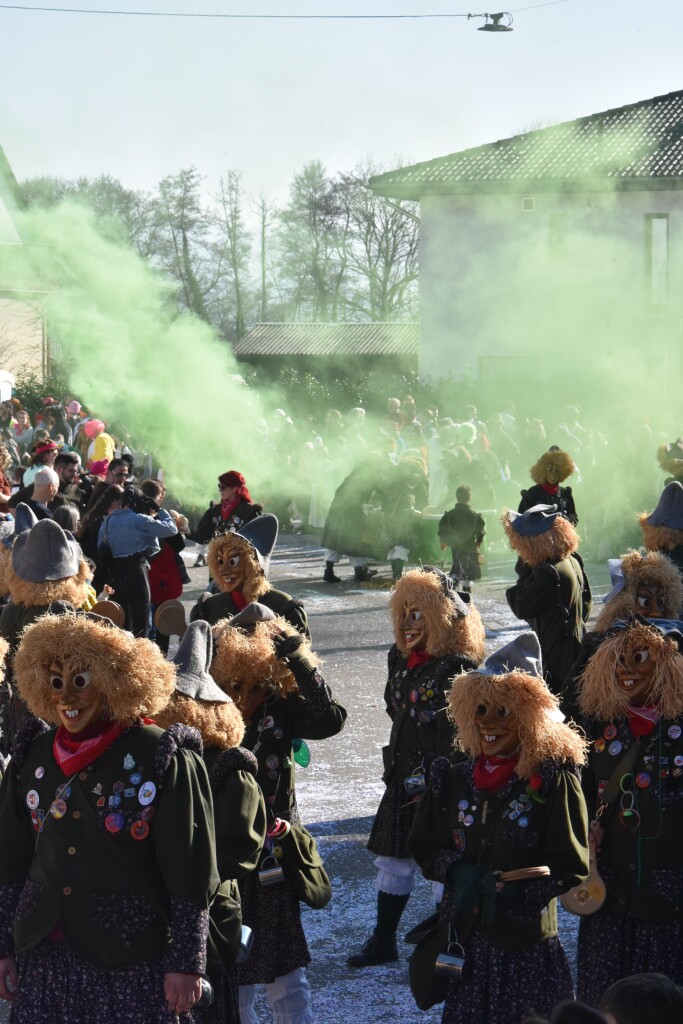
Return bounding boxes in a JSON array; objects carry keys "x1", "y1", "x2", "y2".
[{"x1": 17, "y1": 131, "x2": 682, "y2": 565}]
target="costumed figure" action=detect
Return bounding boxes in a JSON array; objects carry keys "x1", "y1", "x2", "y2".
[
  {"x1": 348, "y1": 566, "x2": 486, "y2": 968},
  {"x1": 438, "y1": 486, "x2": 486, "y2": 589},
  {"x1": 192, "y1": 471, "x2": 263, "y2": 546},
  {"x1": 518, "y1": 447, "x2": 578, "y2": 525},
  {"x1": 383, "y1": 455, "x2": 430, "y2": 581},
  {"x1": 563, "y1": 551, "x2": 683, "y2": 717},
  {"x1": 504, "y1": 503, "x2": 591, "y2": 703},
  {"x1": 575, "y1": 617, "x2": 683, "y2": 1005},
  {"x1": 190, "y1": 514, "x2": 309, "y2": 638},
  {"x1": 210, "y1": 603, "x2": 347, "y2": 1024},
  {"x1": 156, "y1": 621, "x2": 267, "y2": 1024},
  {"x1": 321, "y1": 452, "x2": 392, "y2": 583},
  {"x1": 0, "y1": 612, "x2": 219, "y2": 1024},
  {"x1": 640, "y1": 481, "x2": 683, "y2": 584},
  {"x1": 0, "y1": 507, "x2": 91, "y2": 753},
  {"x1": 408, "y1": 633, "x2": 589, "y2": 1024}
]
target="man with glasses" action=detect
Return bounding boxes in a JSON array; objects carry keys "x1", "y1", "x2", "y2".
[{"x1": 105, "y1": 457, "x2": 131, "y2": 486}]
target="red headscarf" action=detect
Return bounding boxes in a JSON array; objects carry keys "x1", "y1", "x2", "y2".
[{"x1": 218, "y1": 470, "x2": 253, "y2": 503}]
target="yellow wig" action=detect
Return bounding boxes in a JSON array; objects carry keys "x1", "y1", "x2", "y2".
[
  {"x1": 211, "y1": 615, "x2": 318, "y2": 703},
  {"x1": 6, "y1": 559, "x2": 91, "y2": 610},
  {"x1": 449, "y1": 669, "x2": 587, "y2": 780},
  {"x1": 207, "y1": 533, "x2": 270, "y2": 602},
  {"x1": 577, "y1": 620, "x2": 683, "y2": 721},
  {"x1": 155, "y1": 692, "x2": 245, "y2": 751},
  {"x1": 14, "y1": 613, "x2": 176, "y2": 727},
  {"x1": 390, "y1": 568, "x2": 485, "y2": 663},
  {"x1": 530, "y1": 450, "x2": 575, "y2": 486},
  {"x1": 502, "y1": 509, "x2": 579, "y2": 567},
  {"x1": 594, "y1": 550, "x2": 683, "y2": 633}
]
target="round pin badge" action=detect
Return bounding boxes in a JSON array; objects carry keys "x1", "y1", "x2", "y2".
[
  {"x1": 594, "y1": 738, "x2": 606, "y2": 753},
  {"x1": 265, "y1": 755, "x2": 280, "y2": 771},
  {"x1": 458, "y1": 800, "x2": 469, "y2": 811},
  {"x1": 669, "y1": 725, "x2": 682, "y2": 740},
  {"x1": 675, "y1": 756, "x2": 683, "y2": 768},
  {"x1": 273, "y1": 728, "x2": 284, "y2": 740},
  {"x1": 113, "y1": 781, "x2": 124, "y2": 794},
  {"x1": 129, "y1": 773, "x2": 143, "y2": 786},
  {"x1": 635, "y1": 772, "x2": 651, "y2": 789},
  {"x1": 55, "y1": 784, "x2": 71, "y2": 800},
  {"x1": 105, "y1": 812, "x2": 124, "y2": 833},
  {"x1": 518, "y1": 816, "x2": 530, "y2": 828},
  {"x1": 50, "y1": 799, "x2": 67, "y2": 819},
  {"x1": 463, "y1": 815, "x2": 474, "y2": 827},
  {"x1": 608, "y1": 740, "x2": 623, "y2": 756},
  {"x1": 26, "y1": 790, "x2": 40, "y2": 810},
  {"x1": 35, "y1": 766, "x2": 45, "y2": 779},
  {"x1": 604, "y1": 725, "x2": 617, "y2": 741},
  {"x1": 138, "y1": 782, "x2": 156, "y2": 806},
  {"x1": 130, "y1": 820, "x2": 150, "y2": 841}
]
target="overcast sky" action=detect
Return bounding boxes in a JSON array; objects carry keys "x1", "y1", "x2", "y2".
[{"x1": 1, "y1": 0, "x2": 680, "y2": 202}]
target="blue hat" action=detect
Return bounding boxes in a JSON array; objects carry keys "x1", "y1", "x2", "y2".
[
  {"x1": 0, "y1": 512, "x2": 14, "y2": 550},
  {"x1": 647, "y1": 482, "x2": 683, "y2": 531},
  {"x1": 420, "y1": 565, "x2": 470, "y2": 617},
  {"x1": 610, "y1": 616, "x2": 683, "y2": 650},
  {"x1": 507, "y1": 504, "x2": 558, "y2": 537},
  {"x1": 233, "y1": 514, "x2": 278, "y2": 575},
  {"x1": 477, "y1": 632, "x2": 543, "y2": 678},
  {"x1": 602, "y1": 558, "x2": 625, "y2": 604}
]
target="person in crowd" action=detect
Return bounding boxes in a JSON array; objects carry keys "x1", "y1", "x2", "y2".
[
  {"x1": 83, "y1": 418, "x2": 115, "y2": 468},
  {"x1": 0, "y1": 611, "x2": 219, "y2": 1023},
  {"x1": 77, "y1": 484, "x2": 124, "y2": 595},
  {"x1": 656, "y1": 439, "x2": 683, "y2": 486},
  {"x1": 193, "y1": 470, "x2": 263, "y2": 545},
  {"x1": 190, "y1": 515, "x2": 309, "y2": 638},
  {"x1": 519, "y1": 447, "x2": 578, "y2": 525},
  {"x1": 210, "y1": 602, "x2": 347, "y2": 1024},
  {"x1": 156, "y1": 620, "x2": 267, "y2": 1024},
  {"x1": 438, "y1": 485, "x2": 486, "y2": 589},
  {"x1": 97, "y1": 483, "x2": 177, "y2": 637},
  {"x1": 52, "y1": 504, "x2": 80, "y2": 536},
  {"x1": 21, "y1": 440, "x2": 59, "y2": 489},
  {"x1": 383, "y1": 456, "x2": 429, "y2": 581},
  {"x1": 140, "y1": 478, "x2": 188, "y2": 654},
  {"x1": 53, "y1": 451, "x2": 89, "y2": 512},
  {"x1": 409, "y1": 632, "x2": 589, "y2": 1024},
  {"x1": 348, "y1": 566, "x2": 486, "y2": 968},
  {"x1": 9, "y1": 410, "x2": 33, "y2": 455},
  {"x1": 0, "y1": 446, "x2": 12, "y2": 512},
  {"x1": 0, "y1": 400, "x2": 16, "y2": 436},
  {"x1": 12, "y1": 467, "x2": 67, "y2": 522},
  {"x1": 321, "y1": 452, "x2": 391, "y2": 583},
  {"x1": 504, "y1": 504, "x2": 591, "y2": 702},
  {"x1": 575, "y1": 619, "x2": 683, "y2": 1005},
  {"x1": 598, "y1": 973, "x2": 683, "y2": 1024},
  {"x1": 640, "y1": 480, "x2": 683, "y2": 582}
]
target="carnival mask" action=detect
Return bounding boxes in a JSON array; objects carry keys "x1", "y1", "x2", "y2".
[
  {"x1": 49, "y1": 657, "x2": 108, "y2": 734},
  {"x1": 474, "y1": 700, "x2": 521, "y2": 757}
]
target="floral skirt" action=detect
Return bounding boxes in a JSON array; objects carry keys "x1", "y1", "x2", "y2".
[
  {"x1": 10, "y1": 941, "x2": 195, "y2": 1024},
  {"x1": 577, "y1": 911, "x2": 683, "y2": 1006},
  {"x1": 368, "y1": 780, "x2": 419, "y2": 859},
  {"x1": 441, "y1": 932, "x2": 574, "y2": 1024},
  {"x1": 236, "y1": 870, "x2": 310, "y2": 986}
]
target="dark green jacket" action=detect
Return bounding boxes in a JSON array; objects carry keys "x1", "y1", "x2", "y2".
[
  {"x1": 506, "y1": 553, "x2": 591, "y2": 694},
  {"x1": 382, "y1": 646, "x2": 477, "y2": 784},
  {"x1": 409, "y1": 757, "x2": 589, "y2": 952},
  {"x1": 582, "y1": 717, "x2": 683, "y2": 922},
  {"x1": 0, "y1": 720, "x2": 219, "y2": 971},
  {"x1": 242, "y1": 659, "x2": 346, "y2": 823},
  {"x1": 190, "y1": 588, "x2": 309, "y2": 639}
]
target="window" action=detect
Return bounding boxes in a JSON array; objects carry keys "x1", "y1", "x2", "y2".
[{"x1": 645, "y1": 214, "x2": 668, "y2": 305}]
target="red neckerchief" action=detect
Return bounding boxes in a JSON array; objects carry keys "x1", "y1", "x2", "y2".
[
  {"x1": 231, "y1": 590, "x2": 248, "y2": 611},
  {"x1": 220, "y1": 497, "x2": 241, "y2": 521},
  {"x1": 628, "y1": 706, "x2": 661, "y2": 737},
  {"x1": 472, "y1": 753, "x2": 520, "y2": 792},
  {"x1": 540, "y1": 482, "x2": 559, "y2": 496},
  {"x1": 406, "y1": 648, "x2": 431, "y2": 670},
  {"x1": 53, "y1": 719, "x2": 125, "y2": 776}
]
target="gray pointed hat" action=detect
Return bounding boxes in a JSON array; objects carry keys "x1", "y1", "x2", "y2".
[
  {"x1": 12, "y1": 518, "x2": 82, "y2": 582},
  {"x1": 233, "y1": 514, "x2": 278, "y2": 575},
  {"x1": 172, "y1": 620, "x2": 231, "y2": 703},
  {"x1": 7, "y1": 502, "x2": 38, "y2": 548},
  {"x1": 0, "y1": 512, "x2": 14, "y2": 549},
  {"x1": 477, "y1": 631, "x2": 543, "y2": 679},
  {"x1": 228, "y1": 601, "x2": 277, "y2": 630}
]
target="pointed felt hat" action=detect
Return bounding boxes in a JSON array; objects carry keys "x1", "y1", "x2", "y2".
[
  {"x1": 477, "y1": 631, "x2": 544, "y2": 679},
  {"x1": 12, "y1": 519, "x2": 82, "y2": 582},
  {"x1": 228, "y1": 601, "x2": 277, "y2": 630},
  {"x1": 172, "y1": 620, "x2": 230, "y2": 703},
  {"x1": 233, "y1": 513, "x2": 278, "y2": 574},
  {"x1": 647, "y1": 482, "x2": 683, "y2": 531},
  {"x1": 507, "y1": 503, "x2": 558, "y2": 537}
]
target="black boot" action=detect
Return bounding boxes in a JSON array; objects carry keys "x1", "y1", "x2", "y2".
[
  {"x1": 347, "y1": 929, "x2": 398, "y2": 967},
  {"x1": 391, "y1": 559, "x2": 404, "y2": 581},
  {"x1": 353, "y1": 565, "x2": 378, "y2": 583},
  {"x1": 323, "y1": 560, "x2": 341, "y2": 583}
]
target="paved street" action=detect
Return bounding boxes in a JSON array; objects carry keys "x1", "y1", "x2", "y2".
[{"x1": 0, "y1": 537, "x2": 610, "y2": 1023}]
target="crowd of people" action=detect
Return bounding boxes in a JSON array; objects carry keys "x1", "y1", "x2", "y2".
[{"x1": 0, "y1": 387, "x2": 682, "y2": 1023}]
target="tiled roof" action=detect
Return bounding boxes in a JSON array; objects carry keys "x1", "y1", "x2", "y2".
[
  {"x1": 370, "y1": 90, "x2": 683, "y2": 199},
  {"x1": 233, "y1": 322, "x2": 419, "y2": 357}
]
